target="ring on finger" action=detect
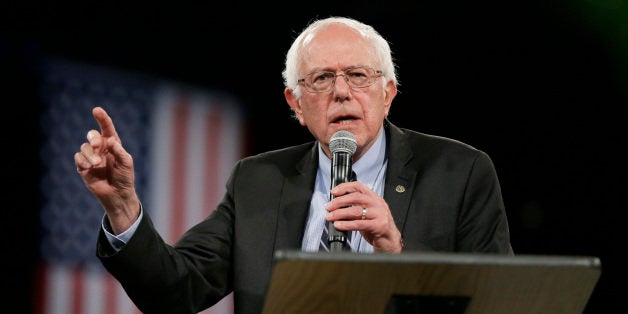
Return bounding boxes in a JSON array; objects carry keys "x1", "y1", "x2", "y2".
[{"x1": 361, "y1": 207, "x2": 367, "y2": 220}]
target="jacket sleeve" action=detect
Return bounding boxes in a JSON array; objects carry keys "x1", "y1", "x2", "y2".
[{"x1": 456, "y1": 151, "x2": 514, "y2": 254}]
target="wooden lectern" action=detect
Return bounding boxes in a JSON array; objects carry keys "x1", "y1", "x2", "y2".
[{"x1": 262, "y1": 250, "x2": 601, "y2": 314}]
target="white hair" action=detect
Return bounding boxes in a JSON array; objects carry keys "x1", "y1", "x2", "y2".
[{"x1": 282, "y1": 16, "x2": 398, "y2": 98}]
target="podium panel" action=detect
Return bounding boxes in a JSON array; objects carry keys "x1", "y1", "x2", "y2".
[{"x1": 263, "y1": 250, "x2": 601, "y2": 314}]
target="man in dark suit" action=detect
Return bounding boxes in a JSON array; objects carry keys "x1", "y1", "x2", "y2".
[{"x1": 75, "y1": 16, "x2": 513, "y2": 314}]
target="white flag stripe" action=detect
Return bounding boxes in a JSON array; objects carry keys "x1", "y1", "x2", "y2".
[
  {"x1": 46, "y1": 264, "x2": 71, "y2": 314},
  {"x1": 85, "y1": 268, "x2": 104, "y2": 314},
  {"x1": 150, "y1": 87, "x2": 177, "y2": 243},
  {"x1": 184, "y1": 97, "x2": 211, "y2": 229}
]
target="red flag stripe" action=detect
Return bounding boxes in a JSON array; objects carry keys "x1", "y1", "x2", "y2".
[{"x1": 170, "y1": 96, "x2": 190, "y2": 242}]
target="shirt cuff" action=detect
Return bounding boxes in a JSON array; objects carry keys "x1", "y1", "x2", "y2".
[{"x1": 101, "y1": 203, "x2": 144, "y2": 251}]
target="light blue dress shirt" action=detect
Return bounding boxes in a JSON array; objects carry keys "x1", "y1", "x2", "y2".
[{"x1": 301, "y1": 128, "x2": 387, "y2": 253}]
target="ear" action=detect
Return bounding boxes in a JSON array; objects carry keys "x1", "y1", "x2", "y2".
[
  {"x1": 285, "y1": 88, "x2": 306, "y2": 125},
  {"x1": 383, "y1": 80, "x2": 397, "y2": 117}
]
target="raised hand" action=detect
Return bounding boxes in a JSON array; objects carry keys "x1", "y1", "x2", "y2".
[{"x1": 74, "y1": 107, "x2": 140, "y2": 234}]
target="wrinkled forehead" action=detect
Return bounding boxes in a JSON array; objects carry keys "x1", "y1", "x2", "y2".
[{"x1": 298, "y1": 24, "x2": 377, "y2": 73}]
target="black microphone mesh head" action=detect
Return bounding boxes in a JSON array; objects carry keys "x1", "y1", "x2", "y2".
[{"x1": 329, "y1": 130, "x2": 357, "y2": 155}]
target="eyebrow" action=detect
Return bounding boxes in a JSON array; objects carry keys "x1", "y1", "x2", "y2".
[{"x1": 308, "y1": 65, "x2": 370, "y2": 73}]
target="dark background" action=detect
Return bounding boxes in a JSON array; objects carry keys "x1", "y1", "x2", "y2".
[{"x1": 2, "y1": 0, "x2": 626, "y2": 312}]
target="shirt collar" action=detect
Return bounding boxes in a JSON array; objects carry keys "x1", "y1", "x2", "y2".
[{"x1": 317, "y1": 127, "x2": 387, "y2": 185}]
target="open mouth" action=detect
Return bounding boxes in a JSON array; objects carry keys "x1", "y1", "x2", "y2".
[
  {"x1": 335, "y1": 119, "x2": 355, "y2": 124},
  {"x1": 332, "y1": 115, "x2": 357, "y2": 125}
]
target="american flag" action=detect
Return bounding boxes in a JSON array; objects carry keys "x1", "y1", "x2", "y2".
[{"x1": 36, "y1": 58, "x2": 245, "y2": 314}]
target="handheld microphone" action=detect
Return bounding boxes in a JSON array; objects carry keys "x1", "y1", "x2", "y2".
[{"x1": 328, "y1": 130, "x2": 357, "y2": 252}]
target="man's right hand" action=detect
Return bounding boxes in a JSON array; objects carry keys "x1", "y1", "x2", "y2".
[{"x1": 74, "y1": 106, "x2": 140, "y2": 235}]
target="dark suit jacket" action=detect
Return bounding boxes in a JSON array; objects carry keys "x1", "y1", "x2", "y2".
[{"x1": 97, "y1": 120, "x2": 513, "y2": 314}]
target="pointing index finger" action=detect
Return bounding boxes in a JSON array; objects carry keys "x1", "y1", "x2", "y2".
[{"x1": 92, "y1": 106, "x2": 120, "y2": 141}]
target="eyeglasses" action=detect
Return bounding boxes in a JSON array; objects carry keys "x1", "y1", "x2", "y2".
[{"x1": 297, "y1": 66, "x2": 383, "y2": 93}]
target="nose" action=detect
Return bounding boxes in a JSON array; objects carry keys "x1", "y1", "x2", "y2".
[
  {"x1": 332, "y1": 74, "x2": 352, "y2": 96},
  {"x1": 332, "y1": 76, "x2": 351, "y2": 102}
]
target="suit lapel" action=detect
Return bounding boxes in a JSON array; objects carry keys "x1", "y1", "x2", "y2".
[
  {"x1": 274, "y1": 144, "x2": 319, "y2": 250},
  {"x1": 383, "y1": 121, "x2": 417, "y2": 234}
]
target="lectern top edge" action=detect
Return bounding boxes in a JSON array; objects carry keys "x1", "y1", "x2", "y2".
[{"x1": 273, "y1": 249, "x2": 601, "y2": 269}]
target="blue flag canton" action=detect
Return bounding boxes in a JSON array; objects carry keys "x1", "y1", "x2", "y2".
[{"x1": 39, "y1": 59, "x2": 153, "y2": 266}]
